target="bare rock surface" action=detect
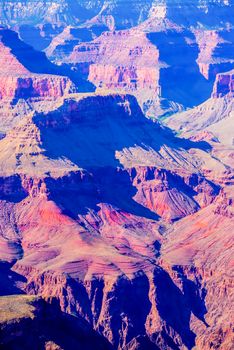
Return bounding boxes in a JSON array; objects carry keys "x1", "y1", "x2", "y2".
[{"x1": 0, "y1": 3, "x2": 233, "y2": 350}]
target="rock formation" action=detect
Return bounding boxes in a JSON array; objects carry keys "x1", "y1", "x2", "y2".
[
  {"x1": 0, "y1": 87, "x2": 232, "y2": 349},
  {"x1": 0, "y1": 2, "x2": 233, "y2": 350},
  {"x1": 0, "y1": 28, "x2": 76, "y2": 102},
  {"x1": 0, "y1": 28, "x2": 79, "y2": 135},
  {"x1": 166, "y1": 70, "x2": 234, "y2": 145},
  {"x1": 41, "y1": 0, "x2": 234, "y2": 115},
  {"x1": 0, "y1": 295, "x2": 112, "y2": 349},
  {"x1": 212, "y1": 69, "x2": 234, "y2": 98},
  {"x1": 67, "y1": 30, "x2": 161, "y2": 113}
]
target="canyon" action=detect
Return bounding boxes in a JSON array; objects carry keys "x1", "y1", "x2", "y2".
[
  {"x1": 0, "y1": 1, "x2": 233, "y2": 350},
  {"x1": 42, "y1": 0, "x2": 233, "y2": 116}
]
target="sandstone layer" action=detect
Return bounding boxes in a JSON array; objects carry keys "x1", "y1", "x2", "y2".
[
  {"x1": 0, "y1": 3, "x2": 233, "y2": 350},
  {"x1": 0, "y1": 89, "x2": 233, "y2": 349}
]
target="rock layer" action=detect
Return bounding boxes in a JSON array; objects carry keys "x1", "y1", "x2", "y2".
[
  {"x1": 0, "y1": 29, "x2": 76, "y2": 102},
  {"x1": 0, "y1": 3, "x2": 233, "y2": 350},
  {"x1": 0, "y1": 88, "x2": 232, "y2": 349},
  {"x1": 212, "y1": 69, "x2": 234, "y2": 98}
]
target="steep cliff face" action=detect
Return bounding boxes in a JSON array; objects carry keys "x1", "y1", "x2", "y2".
[
  {"x1": 2, "y1": 187, "x2": 232, "y2": 349},
  {"x1": 1, "y1": 0, "x2": 233, "y2": 29},
  {"x1": 157, "y1": 0, "x2": 233, "y2": 27},
  {"x1": 0, "y1": 0, "x2": 156, "y2": 29},
  {"x1": 193, "y1": 29, "x2": 234, "y2": 80},
  {"x1": 0, "y1": 0, "x2": 99, "y2": 26},
  {"x1": 0, "y1": 0, "x2": 156, "y2": 52},
  {"x1": 2, "y1": 188, "x2": 232, "y2": 349},
  {"x1": 0, "y1": 92, "x2": 222, "y2": 208},
  {"x1": 0, "y1": 88, "x2": 232, "y2": 349},
  {"x1": 66, "y1": 30, "x2": 161, "y2": 113},
  {"x1": 162, "y1": 187, "x2": 234, "y2": 350},
  {"x1": 166, "y1": 70, "x2": 234, "y2": 145},
  {"x1": 0, "y1": 28, "x2": 76, "y2": 102},
  {"x1": 41, "y1": 0, "x2": 234, "y2": 116},
  {"x1": 0, "y1": 2, "x2": 233, "y2": 350},
  {"x1": 0, "y1": 74, "x2": 75, "y2": 100},
  {"x1": 0, "y1": 295, "x2": 112, "y2": 349},
  {"x1": 212, "y1": 69, "x2": 234, "y2": 98},
  {"x1": 45, "y1": 25, "x2": 107, "y2": 62},
  {"x1": 0, "y1": 28, "x2": 80, "y2": 135}
]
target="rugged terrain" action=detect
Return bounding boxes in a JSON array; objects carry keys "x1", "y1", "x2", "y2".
[
  {"x1": 166, "y1": 69, "x2": 234, "y2": 146},
  {"x1": 43, "y1": 0, "x2": 234, "y2": 115},
  {"x1": 0, "y1": 295, "x2": 112, "y2": 349},
  {"x1": 0, "y1": 2, "x2": 233, "y2": 350}
]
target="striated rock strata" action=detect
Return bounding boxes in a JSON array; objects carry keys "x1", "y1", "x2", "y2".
[
  {"x1": 0, "y1": 29, "x2": 76, "y2": 102},
  {"x1": 0, "y1": 90, "x2": 233, "y2": 349}
]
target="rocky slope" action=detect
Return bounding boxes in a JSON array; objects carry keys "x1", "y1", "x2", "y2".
[
  {"x1": 45, "y1": 25, "x2": 108, "y2": 62},
  {"x1": 162, "y1": 186, "x2": 234, "y2": 350},
  {"x1": 66, "y1": 30, "x2": 162, "y2": 113},
  {"x1": 0, "y1": 28, "x2": 80, "y2": 134},
  {"x1": 0, "y1": 3, "x2": 233, "y2": 350},
  {"x1": 0, "y1": 0, "x2": 155, "y2": 51},
  {"x1": 1, "y1": 1, "x2": 233, "y2": 29},
  {"x1": 166, "y1": 70, "x2": 234, "y2": 145},
  {"x1": 0, "y1": 28, "x2": 76, "y2": 101},
  {"x1": 0, "y1": 295, "x2": 112, "y2": 349},
  {"x1": 0, "y1": 0, "x2": 155, "y2": 29},
  {"x1": 3, "y1": 1, "x2": 231, "y2": 119},
  {"x1": 0, "y1": 86, "x2": 233, "y2": 349},
  {"x1": 32, "y1": 0, "x2": 232, "y2": 117}
]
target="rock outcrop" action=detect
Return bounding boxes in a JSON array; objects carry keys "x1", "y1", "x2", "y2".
[
  {"x1": 0, "y1": 29, "x2": 76, "y2": 102},
  {"x1": 0, "y1": 28, "x2": 79, "y2": 134},
  {"x1": 0, "y1": 2, "x2": 233, "y2": 350},
  {"x1": 66, "y1": 30, "x2": 161, "y2": 113},
  {"x1": 42, "y1": 0, "x2": 234, "y2": 116},
  {"x1": 0, "y1": 88, "x2": 232, "y2": 349},
  {"x1": 212, "y1": 69, "x2": 234, "y2": 98},
  {"x1": 0, "y1": 295, "x2": 112, "y2": 349},
  {"x1": 166, "y1": 69, "x2": 234, "y2": 146}
]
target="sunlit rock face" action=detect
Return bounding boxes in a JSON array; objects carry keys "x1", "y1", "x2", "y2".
[
  {"x1": 1, "y1": 1, "x2": 233, "y2": 114},
  {"x1": 0, "y1": 1, "x2": 233, "y2": 350},
  {"x1": 0, "y1": 27, "x2": 80, "y2": 134},
  {"x1": 42, "y1": 0, "x2": 232, "y2": 116},
  {"x1": 66, "y1": 30, "x2": 161, "y2": 113},
  {"x1": 166, "y1": 70, "x2": 234, "y2": 146},
  {"x1": 0, "y1": 86, "x2": 233, "y2": 349},
  {"x1": 0, "y1": 1, "x2": 232, "y2": 28},
  {"x1": 0, "y1": 28, "x2": 76, "y2": 102}
]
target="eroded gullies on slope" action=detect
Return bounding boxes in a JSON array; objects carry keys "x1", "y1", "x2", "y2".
[
  {"x1": 0, "y1": 88, "x2": 232, "y2": 349},
  {"x1": 0, "y1": 2, "x2": 233, "y2": 349}
]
